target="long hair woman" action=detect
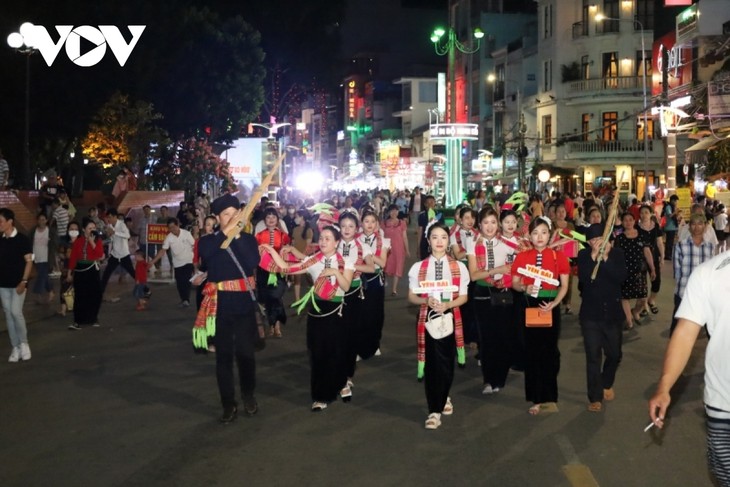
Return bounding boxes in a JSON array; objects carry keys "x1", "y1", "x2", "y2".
[
  {"x1": 255, "y1": 207, "x2": 291, "y2": 338},
  {"x1": 357, "y1": 210, "x2": 390, "y2": 359},
  {"x1": 67, "y1": 218, "x2": 104, "y2": 330},
  {"x1": 511, "y1": 217, "x2": 570, "y2": 415},
  {"x1": 467, "y1": 207, "x2": 516, "y2": 395},
  {"x1": 637, "y1": 204, "x2": 664, "y2": 315},
  {"x1": 408, "y1": 221, "x2": 468, "y2": 430},
  {"x1": 260, "y1": 226, "x2": 353, "y2": 411}
]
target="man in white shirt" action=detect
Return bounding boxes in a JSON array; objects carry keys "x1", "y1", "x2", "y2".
[
  {"x1": 100, "y1": 208, "x2": 136, "y2": 298},
  {"x1": 649, "y1": 252, "x2": 730, "y2": 486},
  {"x1": 149, "y1": 218, "x2": 195, "y2": 307}
]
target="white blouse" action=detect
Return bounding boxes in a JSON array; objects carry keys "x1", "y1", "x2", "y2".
[{"x1": 408, "y1": 256, "x2": 469, "y2": 299}]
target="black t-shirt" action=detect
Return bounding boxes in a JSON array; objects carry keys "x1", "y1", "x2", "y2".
[{"x1": 0, "y1": 231, "x2": 32, "y2": 287}]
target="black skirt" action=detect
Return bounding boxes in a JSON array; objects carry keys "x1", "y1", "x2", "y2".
[{"x1": 73, "y1": 264, "x2": 102, "y2": 325}]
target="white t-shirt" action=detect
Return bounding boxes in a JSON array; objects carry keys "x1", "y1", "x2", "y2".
[
  {"x1": 109, "y1": 219, "x2": 131, "y2": 259},
  {"x1": 413, "y1": 194, "x2": 421, "y2": 213},
  {"x1": 162, "y1": 229, "x2": 195, "y2": 268},
  {"x1": 33, "y1": 227, "x2": 50, "y2": 263},
  {"x1": 408, "y1": 256, "x2": 469, "y2": 300},
  {"x1": 714, "y1": 213, "x2": 728, "y2": 233},
  {"x1": 675, "y1": 252, "x2": 730, "y2": 412}
]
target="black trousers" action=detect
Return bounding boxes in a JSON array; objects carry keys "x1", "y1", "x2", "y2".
[
  {"x1": 73, "y1": 265, "x2": 102, "y2": 325},
  {"x1": 474, "y1": 286, "x2": 514, "y2": 389},
  {"x1": 357, "y1": 274, "x2": 384, "y2": 360},
  {"x1": 256, "y1": 269, "x2": 287, "y2": 327},
  {"x1": 523, "y1": 296, "x2": 561, "y2": 404},
  {"x1": 424, "y1": 331, "x2": 455, "y2": 414},
  {"x1": 462, "y1": 281, "x2": 479, "y2": 345},
  {"x1": 307, "y1": 300, "x2": 347, "y2": 403},
  {"x1": 100, "y1": 254, "x2": 136, "y2": 294},
  {"x1": 581, "y1": 318, "x2": 623, "y2": 402},
  {"x1": 342, "y1": 285, "x2": 363, "y2": 379},
  {"x1": 174, "y1": 264, "x2": 194, "y2": 302},
  {"x1": 664, "y1": 230, "x2": 676, "y2": 259},
  {"x1": 215, "y1": 312, "x2": 257, "y2": 408}
]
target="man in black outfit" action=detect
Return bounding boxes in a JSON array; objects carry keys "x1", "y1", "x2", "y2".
[
  {"x1": 196, "y1": 194, "x2": 261, "y2": 423},
  {"x1": 577, "y1": 223, "x2": 627, "y2": 413}
]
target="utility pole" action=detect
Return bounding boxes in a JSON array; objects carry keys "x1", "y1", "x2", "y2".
[{"x1": 517, "y1": 112, "x2": 527, "y2": 191}]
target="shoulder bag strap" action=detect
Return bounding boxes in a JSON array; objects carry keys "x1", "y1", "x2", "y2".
[{"x1": 225, "y1": 246, "x2": 260, "y2": 305}]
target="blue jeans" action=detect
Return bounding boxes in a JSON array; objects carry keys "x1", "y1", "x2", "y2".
[
  {"x1": 32, "y1": 262, "x2": 53, "y2": 294},
  {"x1": 0, "y1": 287, "x2": 28, "y2": 348}
]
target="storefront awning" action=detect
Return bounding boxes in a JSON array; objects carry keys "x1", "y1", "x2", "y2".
[{"x1": 685, "y1": 135, "x2": 730, "y2": 152}]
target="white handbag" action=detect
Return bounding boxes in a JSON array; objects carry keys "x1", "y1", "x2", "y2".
[{"x1": 424, "y1": 310, "x2": 454, "y2": 339}]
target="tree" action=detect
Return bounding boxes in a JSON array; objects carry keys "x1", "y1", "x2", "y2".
[
  {"x1": 146, "y1": 7, "x2": 266, "y2": 142},
  {"x1": 149, "y1": 138, "x2": 235, "y2": 199},
  {"x1": 705, "y1": 141, "x2": 730, "y2": 178},
  {"x1": 82, "y1": 92, "x2": 167, "y2": 171}
]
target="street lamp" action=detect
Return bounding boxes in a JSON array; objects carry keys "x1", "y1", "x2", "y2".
[
  {"x1": 430, "y1": 25, "x2": 484, "y2": 207},
  {"x1": 595, "y1": 13, "x2": 650, "y2": 202},
  {"x1": 7, "y1": 22, "x2": 38, "y2": 189}
]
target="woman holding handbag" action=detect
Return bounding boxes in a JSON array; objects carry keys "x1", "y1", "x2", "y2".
[
  {"x1": 67, "y1": 218, "x2": 104, "y2": 330},
  {"x1": 57, "y1": 221, "x2": 80, "y2": 316},
  {"x1": 408, "y1": 222, "x2": 468, "y2": 430},
  {"x1": 511, "y1": 217, "x2": 570, "y2": 416},
  {"x1": 466, "y1": 207, "x2": 516, "y2": 395}
]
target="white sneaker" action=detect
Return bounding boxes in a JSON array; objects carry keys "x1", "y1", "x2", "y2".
[
  {"x1": 442, "y1": 397, "x2": 454, "y2": 415},
  {"x1": 374, "y1": 348, "x2": 382, "y2": 356},
  {"x1": 8, "y1": 347, "x2": 20, "y2": 363},
  {"x1": 20, "y1": 343, "x2": 31, "y2": 361},
  {"x1": 356, "y1": 355, "x2": 362, "y2": 362}
]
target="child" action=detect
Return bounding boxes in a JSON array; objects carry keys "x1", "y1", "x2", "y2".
[{"x1": 133, "y1": 250, "x2": 148, "y2": 310}]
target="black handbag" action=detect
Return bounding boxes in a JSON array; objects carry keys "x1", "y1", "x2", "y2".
[{"x1": 490, "y1": 289, "x2": 513, "y2": 307}]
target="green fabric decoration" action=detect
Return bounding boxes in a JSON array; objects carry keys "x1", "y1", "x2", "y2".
[
  {"x1": 267, "y1": 272, "x2": 278, "y2": 286},
  {"x1": 457, "y1": 347, "x2": 466, "y2": 366},
  {"x1": 192, "y1": 328, "x2": 208, "y2": 350},
  {"x1": 427, "y1": 208, "x2": 436, "y2": 221},
  {"x1": 291, "y1": 287, "x2": 321, "y2": 315},
  {"x1": 417, "y1": 360, "x2": 425, "y2": 380}
]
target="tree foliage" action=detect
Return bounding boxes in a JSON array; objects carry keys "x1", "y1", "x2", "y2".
[
  {"x1": 149, "y1": 138, "x2": 235, "y2": 199},
  {"x1": 81, "y1": 93, "x2": 168, "y2": 174},
  {"x1": 705, "y1": 141, "x2": 730, "y2": 178}
]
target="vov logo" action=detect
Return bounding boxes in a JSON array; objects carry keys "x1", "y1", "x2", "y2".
[{"x1": 26, "y1": 25, "x2": 145, "y2": 67}]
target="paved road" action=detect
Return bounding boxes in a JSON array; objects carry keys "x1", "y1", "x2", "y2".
[{"x1": 0, "y1": 258, "x2": 713, "y2": 487}]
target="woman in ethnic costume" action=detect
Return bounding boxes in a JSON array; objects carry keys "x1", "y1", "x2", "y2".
[
  {"x1": 336, "y1": 211, "x2": 375, "y2": 401},
  {"x1": 255, "y1": 207, "x2": 291, "y2": 338},
  {"x1": 408, "y1": 222, "x2": 468, "y2": 430},
  {"x1": 450, "y1": 206, "x2": 479, "y2": 347},
  {"x1": 466, "y1": 207, "x2": 516, "y2": 395},
  {"x1": 356, "y1": 210, "x2": 390, "y2": 360},
  {"x1": 511, "y1": 217, "x2": 570, "y2": 415},
  {"x1": 260, "y1": 226, "x2": 354, "y2": 412},
  {"x1": 66, "y1": 218, "x2": 104, "y2": 330}
]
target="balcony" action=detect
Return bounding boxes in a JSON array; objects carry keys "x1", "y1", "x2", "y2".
[
  {"x1": 566, "y1": 139, "x2": 664, "y2": 161},
  {"x1": 566, "y1": 76, "x2": 645, "y2": 94},
  {"x1": 572, "y1": 21, "x2": 588, "y2": 39}
]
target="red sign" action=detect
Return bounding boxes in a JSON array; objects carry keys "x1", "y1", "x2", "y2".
[
  {"x1": 652, "y1": 30, "x2": 693, "y2": 96},
  {"x1": 146, "y1": 224, "x2": 169, "y2": 244}
]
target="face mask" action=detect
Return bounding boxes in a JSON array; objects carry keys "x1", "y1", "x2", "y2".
[{"x1": 68, "y1": 230, "x2": 80, "y2": 238}]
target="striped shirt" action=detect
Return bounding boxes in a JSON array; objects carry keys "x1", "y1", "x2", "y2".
[
  {"x1": 52, "y1": 206, "x2": 70, "y2": 237},
  {"x1": 673, "y1": 237, "x2": 715, "y2": 297}
]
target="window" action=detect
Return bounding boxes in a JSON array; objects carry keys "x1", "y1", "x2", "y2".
[
  {"x1": 494, "y1": 112, "x2": 504, "y2": 156},
  {"x1": 402, "y1": 83, "x2": 411, "y2": 108},
  {"x1": 543, "y1": 59, "x2": 552, "y2": 92},
  {"x1": 543, "y1": 4, "x2": 553, "y2": 38},
  {"x1": 635, "y1": 50, "x2": 652, "y2": 78},
  {"x1": 543, "y1": 115, "x2": 552, "y2": 144},
  {"x1": 597, "y1": 0, "x2": 619, "y2": 33},
  {"x1": 602, "y1": 112, "x2": 618, "y2": 141},
  {"x1": 636, "y1": 0, "x2": 654, "y2": 30},
  {"x1": 602, "y1": 51, "x2": 618, "y2": 78},
  {"x1": 419, "y1": 81, "x2": 437, "y2": 103},
  {"x1": 581, "y1": 55, "x2": 590, "y2": 80},
  {"x1": 636, "y1": 118, "x2": 654, "y2": 140},
  {"x1": 581, "y1": 113, "x2": 591, "y2": 141}
]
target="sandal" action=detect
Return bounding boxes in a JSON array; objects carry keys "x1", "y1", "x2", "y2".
[
  {"x1": 528, "y1": 404, "x2": 542, "y2": 416},
  {"x1": 442, "y1": 397, "x2": 453, "y2": 416},
  {"x1": 340, "y1": 385, "x2": 352, "y2": 403},
  {"x1": 649, "y1": 303, "x2": 659, "y2": 314},
  {"x1": 603, "y1": 388, "x2": 615, "y2": 401},
  {"x1": 587, "y1": 402, "x2": 602, "y2": 412},
  {"x1": 311, "y1": 402, "x2": 327, "y2": 412},
  {"x1": 425, "y1": 413, "x2": 441, "y2": 430}
]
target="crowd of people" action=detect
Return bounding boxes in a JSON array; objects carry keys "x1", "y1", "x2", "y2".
[{"x1": 2, "y1": 180, "x2": 730, "y2": 485}]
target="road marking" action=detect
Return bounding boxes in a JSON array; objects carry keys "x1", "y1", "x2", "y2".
[{"x1": 556, "y1": 434, "x2": 600, "y2": 487}]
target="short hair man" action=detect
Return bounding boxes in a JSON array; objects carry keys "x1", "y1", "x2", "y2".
[
  {"x1": 149, "y1": 217, "x2": 195, "y2": 306},
  {"x1": 0, "y1": 208, "x2": 33, "y2": 362}
]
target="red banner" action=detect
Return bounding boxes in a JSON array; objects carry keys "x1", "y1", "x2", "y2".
[{"x1": 146, "y1": 224, "x2": 169, "y2": 244}]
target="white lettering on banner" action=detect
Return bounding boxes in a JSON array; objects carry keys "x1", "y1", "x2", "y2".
[
  {"x1": 429, "y1": 123, "x2": 479, "y2": 140},
  {"x1": 29, "y1": 25, "x2": 146, "y2": 67}
]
